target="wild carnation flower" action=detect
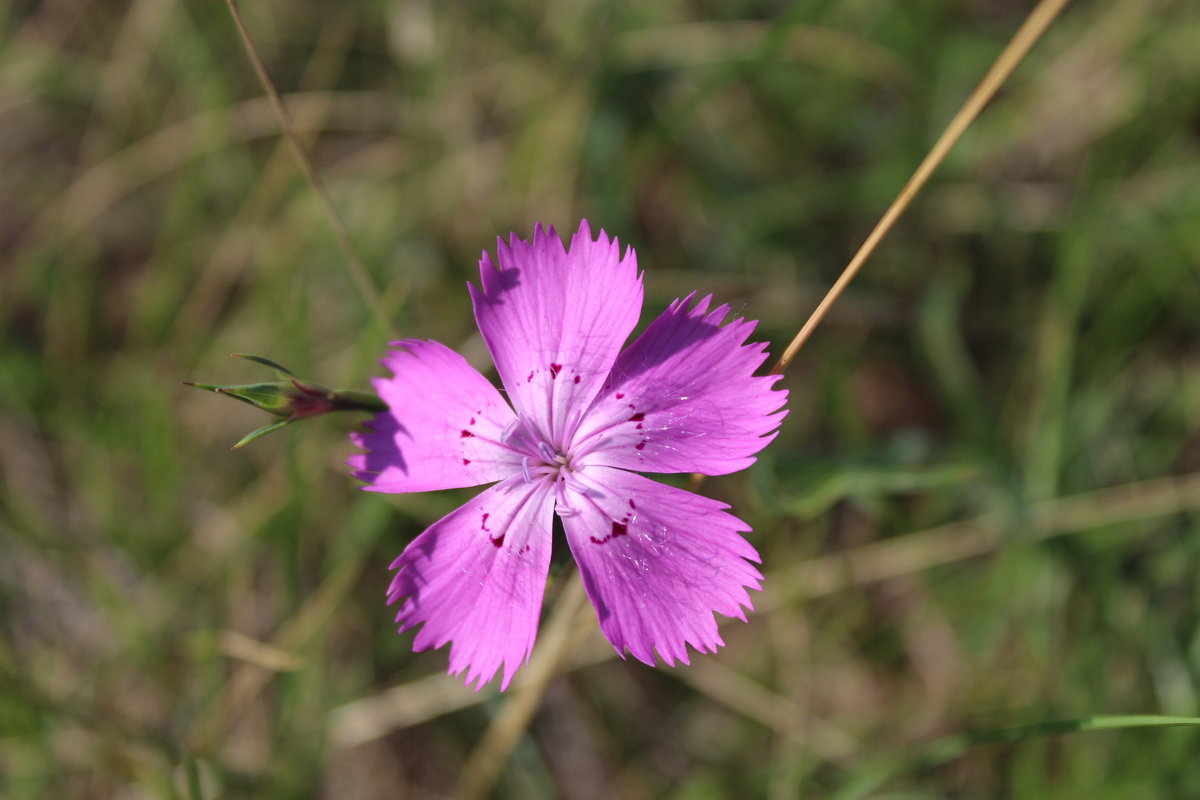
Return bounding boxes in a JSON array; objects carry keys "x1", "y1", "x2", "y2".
[{"x1": 350, "y1": 221, "x2": 787, "y2": 690}]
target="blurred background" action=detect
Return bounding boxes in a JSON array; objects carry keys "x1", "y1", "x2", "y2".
[{"x1": 2, "y1": 0, "x2": 1199, "y2": 797}]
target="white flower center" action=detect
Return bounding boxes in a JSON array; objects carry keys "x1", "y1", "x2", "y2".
[
  {"x1": 498, "y1": 413, "x2": 594, "y2": 518},
  {"x1": 499, "y1": 414, "x2": 575, "y2": 478}
]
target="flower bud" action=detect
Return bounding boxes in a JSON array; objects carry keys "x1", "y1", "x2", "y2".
[{"x1": 186, "y1": 354, "x2": 385, "y2": 448}]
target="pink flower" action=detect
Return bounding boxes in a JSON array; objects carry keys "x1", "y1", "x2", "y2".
[{"x1": 350, "y1": 221, "x2": 788, "y2": 690}]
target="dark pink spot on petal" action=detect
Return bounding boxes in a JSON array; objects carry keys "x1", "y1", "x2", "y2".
[
  {"x1": 636, "y1": 423, "x2": 643, "y2": 430},
  {"x1": 527, "y1": 371, "x2": 534, "y2": 382},
  {"x1": 628, "y1": 499, "x2": 636, "y2": 509},
  {"x1": 462, "y1": 458, "x2": 471, "y2": 465},
  {"x1": 589, "y1": 520, "x2": 630, "y2": 545},
  {"x1": 469, "y1": 417, "x2": 476, "y2": 425},
  {"x1": 615, "y1": 392, "x2": 625, "y2": 399},
  {"x1": 549, "y1": 363, "x2": 562, "y2": 379},
  {"x1": 461, "y1": 429, "x2": 474, "y2": 438},
  {"x1": 490, "y1": 534, "x2": 505, "y2": 548},
  {"x1": 573, "y1": 375, "x2": 580, "y2": 384},
  {"x1": 481, "y1": 513, "x2": 490, "y2": 532},
  {"x1": 629, "y1": 412, "x2": 644, "y2": 422},
  {"x1": 635, "y1": 442, "x2": 646, "y2": 450}
]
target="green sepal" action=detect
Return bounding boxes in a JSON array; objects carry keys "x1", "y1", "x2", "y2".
[
  {"x1": 183, "y1": 380, "x2": 303, "y2": 417},
  {"x1": 230, "y1": 353, "x2": 297, "y2": 379},
  {"x1": 232, "y1": 419, "x2": 293, "y2": 450}
]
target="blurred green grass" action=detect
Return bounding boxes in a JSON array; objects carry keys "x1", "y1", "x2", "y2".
[{"x1": 2, "y1": 0, "x2": 1199, "y2": 797}]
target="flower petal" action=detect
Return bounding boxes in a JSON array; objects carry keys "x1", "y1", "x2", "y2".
[
  {"x1": 469, "y1": 221, "x2": 643, "y2": 448},
  {"x1": 572, "y1": 294, "x2": 787, "y2": 475},
  {"x1": 388, "y1": 475, "x2": 556, "y2": 690},
  {"x1": 561, "y1": 466, "x2": 762, "y2": 666},
  {"x1": 349, "y1": 339, "x2": 525, "y2": 493}
]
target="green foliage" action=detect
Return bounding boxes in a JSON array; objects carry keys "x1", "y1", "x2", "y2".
[{"x1": 1, "y1": 0, "x2": 1198, "y2": 797}]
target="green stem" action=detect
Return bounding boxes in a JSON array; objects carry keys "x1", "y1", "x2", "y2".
[{"x1": 835, "y1": 715, "x2": 1200, "y2": 800}]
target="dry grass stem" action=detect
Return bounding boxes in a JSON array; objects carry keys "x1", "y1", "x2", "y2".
[
  {"x1": 772, "y1": 0, "x2": 1073, "y2": 373},
  {"x1": 218, "y1": 631, "x2": 303, "y2": 672},
  {"x1": 771, "y1": 471, "x2": 1200, "y2": 608}
]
